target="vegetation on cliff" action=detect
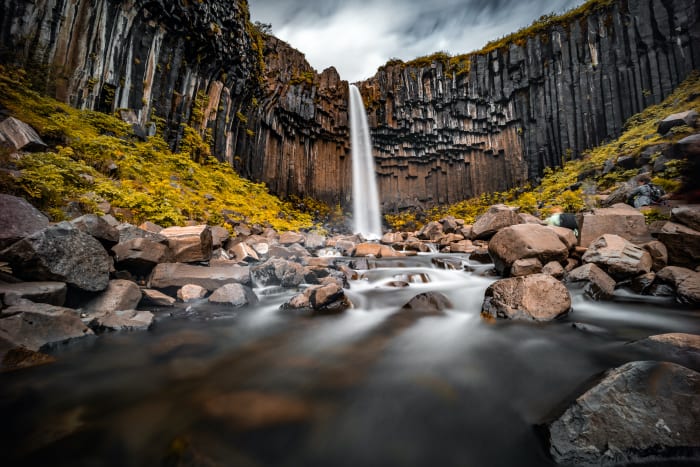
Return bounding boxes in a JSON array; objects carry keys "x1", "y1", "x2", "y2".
[
  {"x1": 0, "y1": 66, "x2": 315, "y2": 231},
  {"x1": 386, "y1": 71, "x2": 699, "y2": 230}
]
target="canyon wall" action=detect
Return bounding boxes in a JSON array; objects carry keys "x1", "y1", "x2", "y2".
[{"x1": 1, "y1": 0, "x2": 699, "y2": 212}]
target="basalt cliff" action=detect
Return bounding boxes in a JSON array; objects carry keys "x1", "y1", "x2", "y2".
[{"x1": 1, "y1": 0, "x2": 699, "y2": 212}]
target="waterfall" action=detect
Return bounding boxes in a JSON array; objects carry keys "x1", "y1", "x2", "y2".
[{"x1": 349, "y1": 84, "x2": 382, "y2": 239}]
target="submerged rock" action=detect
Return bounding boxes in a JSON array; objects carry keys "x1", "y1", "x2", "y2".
[
  {"x1": 548, "y1": 361, "x2": 700, "y2": 466},
  {"x1": 482, "y1": 274, "x2": 571, "y2": 321}
]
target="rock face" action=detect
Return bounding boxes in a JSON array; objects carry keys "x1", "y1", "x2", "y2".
[
  {"x1": 0, "y1": 222, "x2": 111, "y2": 292},
  {"x1": 548, "y1": 361, "x2": 700, "y2": 466},
  {"x1": 2, "y1": 1, "x2": 697, "y2": 210},
  {"x1": 482, "y1": 274, "x2": 571, "y2": 321}
]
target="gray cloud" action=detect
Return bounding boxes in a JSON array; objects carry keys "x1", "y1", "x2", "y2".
[{"x1": 249, "y1": 0, "x2": 586, "y2": 82}]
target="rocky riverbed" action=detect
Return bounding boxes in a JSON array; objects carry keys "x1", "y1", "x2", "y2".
[{"x1": 1, "y1": 194, "x2": 699, "y2": 465}]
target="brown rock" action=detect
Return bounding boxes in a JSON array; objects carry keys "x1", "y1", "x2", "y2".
[
  {"x1": 1, "y1": 347, "x2": 56, "y2": 372},
  {"x1": 400, "y1": 292, "x2": 452, "y2": 315},
  {"x1": 208, "y1": 283, "x2": 258, "y2": 307},
  {"x1": 450, "y1": 240, "x2": 475, "y2": 253},
  {"x1": 566, "y1": 263, "x2": 616, "y2": 300},
  {"x1": 89, "y1": 309, "x2": 154, "y2": 332},
  {"x1": 511, "y1": 258, "x2": 543, "y2": 277},
  {"x1": 160, "y1": 225, "x2": 213, "y2": 263},
  {"x1": 488, "y1": 224, "x2": 569, "y2": 276},
  {"x1": 0, "y1": 302, "x2": 93, "y2": 350},
  {"x1": 150, "y1": 263, "x2": 251, "y2": 290},
  {"x1": 472, "y1": 204, "x2": 520, "y2": 240},
  {"x1": 482, "y1": 274, "x2": 571, "y2": 321},
  {"x1": 582, "y1": 234, "x2": 652, "y2": 280},
  {"x1": 70, "y1": 214, "x2": 119, "y2": 247},
  {"x1": 518, "y1": 213, "x2": 545, "y2": 224},
  {"x1": 228, "y1": 242, "x2": 259, "y2": 263},
  {"x1": 657, "y1": 109, "x2": 698, "y2": 134},
  {"x1": 579, "y1": 204, "x2": 651, "y2": 248},
  {"x1": 0, "y1": 194, "x2": 50, "y2": 250},
  {"x1": 642, "y1": 240, "x2": 668, "y2": 272},
  {"x1": 140, "y1": 288, "x2": 176, "y2": 307},
  {"x1": 670, "y1": 206, "x2": 700, "y2": 232},
  {"x1": 542, "y1": 261, "x2": 566, "y2": 279},
  {"x1": 83, "y1": 279, "x2": 142, "y2": 317},
  {"x1": 417, "y1": 221, "x2": 444, "y2": 241},
  {"x1": 653, "y1": 221, "x2": 700, "y2": 268},
  {"x1": 210, "y1": 226, "x2": 230, "y2": 249},
  {"x1": 138, "y1": 221, "x2": 163, "y2": 234},
  {"x1": 656, "y1": 266, "x2": 700, "y2": 305},
  {"x1": 283, "y1": 283, "x2": 351, "y2": 315},
  {"x1": 0, "y1": 282, "x2": 66, "y2": 306},
  {"x1": 353, "y1": 242, "x2": 382, "y2": 257},
  {"x1": 279, "y1": 231, "x2": 305, "y2": 245},
  {"x1": 112, "y1": 238, "x2": 171, "y2": 272},
  {"x1": 177, "y1": 284, "x2": 208, "y2": 302}
]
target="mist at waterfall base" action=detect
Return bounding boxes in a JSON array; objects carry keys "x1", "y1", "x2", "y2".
[
  {"x1": 1, "y1": 251, "x2": 698, "y2": 466},
  {"x1": 349, "y1": 84, "x2": 383, "y2": 240}
]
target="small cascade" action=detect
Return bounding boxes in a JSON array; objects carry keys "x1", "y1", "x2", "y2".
[{"x1": 348, "y1": 84, "x2": 382, "y2": 239}]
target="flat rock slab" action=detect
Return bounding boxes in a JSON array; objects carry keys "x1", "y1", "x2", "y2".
[
  {"x1": 89, "y1": 309, "x2": 154, "y2": 332},
  {"x1": 0, "y1": 301, "x2": 94, "y2": 351},
  {"x1": 149, "y1": 263, "x2": 251, "y2": 291},
  {"x1": 548, "y1": 361, "x2": 700, "y2": 466},
  {"x1": 0, "y1": 281, "x2": 67, "y2": 306}
]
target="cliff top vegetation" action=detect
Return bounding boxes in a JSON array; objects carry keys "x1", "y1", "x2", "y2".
[{"x1": 0, "y1": 65, "x2": 315, "y2": 231}]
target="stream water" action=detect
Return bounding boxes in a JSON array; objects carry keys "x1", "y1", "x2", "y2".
[{"x1": 1, "y1": 253, "x2": 698, "y2": 467}]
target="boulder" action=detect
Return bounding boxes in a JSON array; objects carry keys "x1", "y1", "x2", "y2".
[
  {"x1": 542, "y1": 261, "x2": 565, "y2": 279},
  {"x1": 439, "y1": 216, "x2": 462, "y2": 234},
  {"x1": 304, "y1": 232, "x2": 327, "y2": 250},
  {"x1": 566, "y1": 263, "x2": 616, "y2": 300},
  {"x1": 547, "y1": 225, "x2": 578, "y2": 250},
  {"x1": 482, "y1": 274, "x2": 571, "y2": 321},
  {"x1": 633, "y1": 333, "x2": 700, "y2": 371},
  {"x1": 400, "y1": 292, "x2": 452, "y2": 315},
  {"x1": 548, "y1": 361, "x2": 700, "y2": 466},
  {"x1": 655, "y1": 266, "x2": 700, "y2": 305},
  {"x1": 381, "y1": 232, "x2": 405, "y2": 245},
  {"x1": 0, "y1": 222, "x2": 111, "y2": 292},
  {"x1": 581, "y1": 234, "x2": 652, "y2": 280},
  {"x1": 177, "y1": 284, "x2": 208, "y2": 302},
  {"x1": 149, "y1": 263, "x2": 251, "y2": 291},
  {"x1": 518, "y1": 213, "x2": 544, "y2": 225},
  {"x1": 82, "y1": 279, "x2": 142, "y2": 317},
  {"x1": 657, "y1": 109, "x2": 698, "y2": 134},
  {"x1": 630, "y1": 272, "x2": 656, "y2": 295},
  {"x1": 670, "y1": 206, "x2": 700, "y2": 232},
  {"x1": 159, "y1": 225, "x2": 212, "y2": 263},
  {"x1": 279, "y1": 231, "x2": 305, "y2": 245},
  {"x1": 252, "y1": 258, "x2": 305, "y2": 287},
  {"x1": 510, "y1": 258, "x2": 543, "y2": 277},
  {"x1": 138, "y1": 221, "x2": 163, "y2": 234},
  {"x1": 0, "y1": 282, "x2": 66, "y2": 306},
  {"x1": 653, "y1": 221, "x2": 700, "y2": 268},
  {"x1": 210, "y1": 226, "x2": 230, "y2": 249},
  {"x1": 675, "y1": 132, "x2": 700, "y2": 158},
  {"x1": 112, "y1": 238, "x2": 171, "y2": 272},
  {"x1": 208, "y1": 283, "x2": 258, "y2": 307},
  {"x1": 228, "y1": 242, "x2": 259, "y2": 263},
  {"x1": 0, "y1": 116, "x2": 46, "y2": 151},
  {"x1": 268, "y1": 244, "x2": 310, "y2": 259},
  {"x1": 0, "y1": 194, "x2": 50, "y2": 249},
  {"x1": 89, "y1": 309, "x2": 153, "y2": 332},
  {"x1": 0, "y1": 301, "x2": 93, "y2": 350},
  {"x1": 140, "y1": 288, "x2": 176, "y2": 307},
  {"x1": 642, "y1": 240, "x2": 668, "y2": 272},
  {"x1": 116, "y1": 223, "x2": 167, "y2": 244},
  {"x1": 416, "y1": 221, "x2": 444, "y2": 241},
  {"x1": 282, "y1": 283, "x2": 351, "y2": 315},
  {"x1": 488, "y1": 224, "x2": 569, "y2": 276},
  {"x1": 578, "y1": 204, "x2": 651, "y2": 247},
  {"x1": 69, "y1": 214, "x2": 119, "y2": 248},
  {"x1": 450, "y1": 240, "x2": 475, "y2": 253},
  {"x1": 471, "y1": 204, "x2": 520, "y2": 240}
]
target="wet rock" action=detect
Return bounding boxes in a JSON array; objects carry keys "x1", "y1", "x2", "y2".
[
  {"x1": 488, "y1": 224, "x2": 569, "y2": 276},
  {"x1": 630, "y1": 272, "x2": 656, "y2": 295},
  {"x1": 0, "y1": 282, "x2": 66, "y2": 306},
  {"x1": 201, "y1": 390, "x2": 311, "y2": 430},
  {"x1": 482, "y1": 274, "x2": 571, "y2": 321},
  {"x1": 642, "y1": 240, "x2": 668, "y2": 272},
  {"x1": 116, "y1": 224, "x2": 167, "y2": 244},
  {"x1": 510, "y1": 258, "x2": 543, "y2": 277},
  {"x1": 69, "y1": 214, "x2": 119, "y2": 248},
  {"x1": 0, "y1": 301, "x2": 93, "y2": 350},
  {"x1": 279, "y1": 231, "x2": 305, "y2": 245},
  {"x1": 0, "y1": 194, "x2": 50, "y2": 250},
  {"x1": 159, "y1": 225, "x2": 212, "y2": 263},
  {"x1": 653, "y1": 220, "x2": 700, "y2": 268},
  {"x1": 655, "y1": 266, "x2": 700, "y2": 305},
  {"x1": 431, "y1": 257, "x2": 463, "y2": 270},
  {"x1": 177, "y1": 284, "x2": 208, "y2": 302},
  {"x1": 228, "y1": 242, "x2": 259, "y2": 263},
  {"x1": 82, "y1": 279, "x2": 142, "y2": 317},
  {"x1": 149, "y1": 263, "x2": 251, "y2": 291},
  {"x1": 0, "y1": 116, "x2": 46, "y2": 151},
  {"x1": 252, "y1": 258, "x2": 305, "y2": 287},
  {"x1": 582, "y1": 234, "x2": 652, "y2": 280},
  {"x1": 112, "y1": 238, "x2": 171, "y2": 273},
  {"x1": 578, "y1": 204, "x2": 651, "y2": 248},
  {"x1": 282, "y1": 283, "x2": 351, "y2": 315},
  {"x1": 1, "y1": 346, "x2": 56, "y2": 372},
  {"x1": 566, "y1": 263, "x2": 616, "y2": 300},
  {"x1": 657, "y1": 109, "x2": 698, "y2": 134},
  {"x1": 548, "y1": 361, "x2": 700, "y2": 466},
  {"x1": 208, "y1": 283, "x2": 258, "y2": 307},
  {"x1": 471, "y1": 204, "x2": 520, "y2": 240},
  {"x1": 140, "y1": 288, "x2": 176, "y2": 307},
  {"x1": 633, "y1": 333, "x2": 700, "y2": 371},
  {"x1": 0, "y1": 222, "x2": 111, "y2": 292},
  {"x1": 89, "y1": 309, "x2": 153, "y2": 332},
  {"x1": 400, "y1": 292, "x2": 452, "y2": 315},
  {"x1": 670, "y1": 206, "x2": 700, "y2": 232}
]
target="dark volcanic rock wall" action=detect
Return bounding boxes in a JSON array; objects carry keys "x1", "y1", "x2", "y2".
[
  {"x1": 356, "y1": 0, "x2": 700, "y2": 210},
  {"x1": 0, "y1": 0, "x2": 259, "y2": 160}
]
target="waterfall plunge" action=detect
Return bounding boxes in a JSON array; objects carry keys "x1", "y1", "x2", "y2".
[{"x1": 349, "y1": 84, "x2": 382, "y2": 239}]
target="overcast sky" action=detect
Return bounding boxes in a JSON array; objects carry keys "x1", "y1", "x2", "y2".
[{"x1": 249, "y1": 0, "x2": 586, "y2": 82}]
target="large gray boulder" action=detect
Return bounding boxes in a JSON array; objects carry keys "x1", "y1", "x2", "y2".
[
  {"x1": 149, "y1": 263, "x2": 251, "y2": 291},
  {"x1": 548, "y1": 361, "x2": 700, "y2": 466},
  {"x1": 0, "y1": 301, "x2": 94, "y2": 351},
  {"x1": 159, "y1": 225, "x2": 212, "y2": 263},
  {"x1": 70, "y1": 214, "x2": 119, "y2": 248},
  {"x1": 482, "y1": 274, "x2": 571, "y2": 321},
  {"x1": 488, "y1": 224, "x2": 569, "y2": 276},
  {"x1": 653, "y1": 221, "x2": 700, "y2": 268},
  {"x1": 0, "y1": 282, "x2": 67, "y2": 306},
  {"x1": 471, "y1": 204, "x2": 519, "y2": 240},
  {"x1": 0, "y1": 194, "x2": 50, "y2": 249},
  {"x1": 581, "y1": 234, "x2": 652, "y2": 280},
  {"x1": 0, "y1": 222, "x2": 111, "y2": 292},
  {"x1": 578, "y1": 204, "x2": 650, "y2": 248}
]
